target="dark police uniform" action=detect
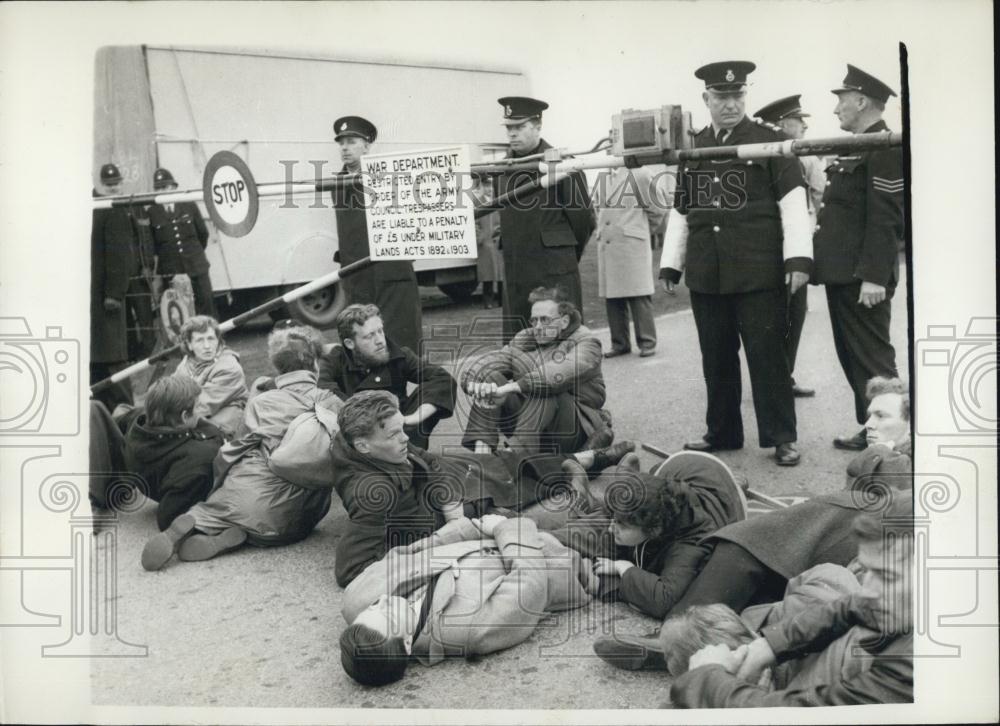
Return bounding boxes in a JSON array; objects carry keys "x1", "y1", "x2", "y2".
[
  {"x1": 330, "y1": 116, "x2": 422, "y2": 353},
  {"x1": 661, "y1": 63, "x2": 810, "y2": 453},
  {"x1": 146, "y1": 192, "x2": 215, "y2": 317},
  {"x1": 494, "y1": 97, "x2": 595, "y2": 342},
  {"x1": 813, "y1": 118, "x2": 903, "y2": 424}
]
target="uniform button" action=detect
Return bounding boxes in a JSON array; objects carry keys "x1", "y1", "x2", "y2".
[
  {"x1": 825, "y1": 181, "x2": 831, "y2": 186},
  {"x1": 713, "y1": 177, "x2": 720, "y2": 183},
  {"x1": 713, "y1": 225, "x2": 720, "y2": 232},
  {"x1": 713, "y1": 200, "x2": 721, "y2": 207},
  {"x1": 375, "y1": 376, "x2": 381, "y2": 382},
  {"x1": 815, "y1": 224, "x2": 821, "y2": 231},
  {"x1": 819, "y1": 203, "x2": 825, "y2": 209}
]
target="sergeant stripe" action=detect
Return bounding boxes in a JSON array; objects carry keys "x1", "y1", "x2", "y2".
[
  {"x1": 872, "y1": 176, "x2": 903, "y2": 185},
  {"x1": 873, "y1": 183, "x2": 904, "y2": 193}
]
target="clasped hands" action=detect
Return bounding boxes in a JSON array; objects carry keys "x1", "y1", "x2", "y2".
[
  {"x1": 465, "y1": 379, "x2": 519, "y2": 408},
  {"x1": 687, "y1": 636, "x2": 776, "y2": 686}
]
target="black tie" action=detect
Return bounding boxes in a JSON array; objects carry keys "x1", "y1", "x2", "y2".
[{"x1": 717, "y1": 129, "x2": 729, "y2": 145}]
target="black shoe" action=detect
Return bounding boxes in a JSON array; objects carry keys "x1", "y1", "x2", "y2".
[
  {"x1": 792, "y1": 384, "x2": 815, "y2": 398},
  {"x1": 682, "y1": 437, "x2": 742, "y2": 453},
  {"x1": 590, "y1": 440, "x2": 637, "y2": 471},
  {"x1": 775, "y1": 442, "x2": 801, "y2": 466},
  {"x1": 603, "y1": 348, "x2": 631, "y2": 359},
  {"x1": 593, "y1": 632, "x2": 667, "y2": 671},
  {"x1": 833, "y1": 429, "x2": 867, "y2": 451}
]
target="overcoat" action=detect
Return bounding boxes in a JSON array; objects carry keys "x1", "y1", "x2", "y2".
[
  {"x1": 90, "y1": 205, "x2": 136, "y2": 363},
  {"x1": 593, "y1": 166, "x2": 668, "y2": 299},
  {"x1": 494, "y1": 139, "x2": 595, "y2": 339}
]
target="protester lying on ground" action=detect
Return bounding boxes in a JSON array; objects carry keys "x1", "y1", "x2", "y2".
[
  {"x1": 460, "y1": 286, "x2": 612, "y2": 455},
  {"x1": 140, "y1": 325, "x2": 343, "y2": 571},
  {"x1": 669, "y1": 498, "x2": 913, "y2": 707},
  {"x1": 175, "y1": 315, "x2": 249, "y2": 438},
  {"x1": 331, "y1": 389, "x2": 636, "y2": 588},
  {"x1": 123, "y1": 375, "x2": 224, "y2": 531},
  {"x1": 317, "y1": 304, "x2": 456, "y2": 450},
  {"x1": 339, "y1": 514, "x2": 599, "y2": 686},
  {"x1": 592, "y1": 376, "x2": 912, "y2": 671},
  {"x1": 548, "y1": 450, "x2": 745, "y2": 624}
]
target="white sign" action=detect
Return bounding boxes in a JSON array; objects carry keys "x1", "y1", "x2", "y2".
[
  {"x1": 201, "y1": 151, "x2": 259, "y2": 237},
  {"x1": 362, "y1": 145, "x2": 478, "y2": 261}
]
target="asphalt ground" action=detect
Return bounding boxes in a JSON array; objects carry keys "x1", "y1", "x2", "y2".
[{"x1": 92, "y1": 253, "x2": 909, "y2": 710}]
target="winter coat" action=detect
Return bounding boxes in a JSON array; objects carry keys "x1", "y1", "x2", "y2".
[
  {"x1": 593, "y1": 166, "x2": 668, "y2": 299},
  {"x1": 187, "y1": 370, "x2": 342, "y2": 545},
  {"x1": 90, "y1": 204, "x2": 136, "y2": 363},
  {"x1": 708, "y1": 441, "x2": 912, "y2": 579},
  {"x1": 177, "y1": 347, "x2": 249, "y2": 435},
  {"x1": 123, "y1": 414, "x2": 224, "y2": 531}
]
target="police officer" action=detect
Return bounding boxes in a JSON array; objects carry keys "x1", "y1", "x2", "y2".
[
  {"x1": 330, "y1": 115, "x2": 422, "y2": 353},
  {"x1": 146, "y1": 168, "x2": 216, "y2": 317},
  {"x1": 815, "y1": 65, "x2": 903, "y2": 450},
  {"x1": 659, "y1": 62, "x2": 813, "y2": 467},
  {"x1": 494, "y1": 96, "x2": 595, "y2": 343},
  {"x1": 754, "y1": 94, "x2": 825, "y2": 398}
]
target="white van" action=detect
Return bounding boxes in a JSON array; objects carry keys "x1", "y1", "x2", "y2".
[{"x1": 93, "y1": 45, "x2": 525, "y2": 326}]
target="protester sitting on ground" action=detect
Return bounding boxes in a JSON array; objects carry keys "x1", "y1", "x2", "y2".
[
  {"x1": 669, "y1": 497, "x2": 913, "y2": 707},
  {"x1": 318, "y1": 304, "x2": 456, "y2": 450},
  {"x1": 460, "y1": 286, "x2": 611, "y2": 455},
  {"x1": 549, "y1": 451, "x2": 745, "y2": 625},
  {"x1": 140, "y1": 325, "x2": 343, "y2": 571},
  {"x1": 175, "y1": 315, "x2": 249, "y2": 438},
  {"x1": 339, "y1": 514, "x2": 599, "y2": 686},
  {"x1": 123, "y1": 375, "x2": 224, "y2": 531},
  {"x1": 89, "y1": 399, "x2": 129, "y2": 515},
  {"x1": 331, "y1": 389, "x2": 636, "y2": 588},
  {"x1": 594, "y1": 376, "x2": 912, "y2": 671}
]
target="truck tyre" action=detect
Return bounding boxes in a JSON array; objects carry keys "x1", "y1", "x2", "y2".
[
  {"x1": 438, "y1": 280, "x2": 479, "y2": 302},
  {"x1": 285, "y1": 283, "x2": 347, "y2": 329}
]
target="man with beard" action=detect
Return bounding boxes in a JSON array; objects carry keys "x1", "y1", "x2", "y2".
[
  {"x1": 494, "y1": 97, "x2": 595, "y2": 342},
  {"x1": 330, "y1": 116, "x2": 422, "y2": 352},
  {"x1": 318, "y1": 303, "x2": 456, "y2": 449}
]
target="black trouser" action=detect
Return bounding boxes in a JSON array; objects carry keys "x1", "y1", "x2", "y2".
[
  {"x1": 689, "y1": 288, "x2": 797, "y2": 448},
  {"x1": 606, "y1": 295, "x2": 657, "y2": 353},
  {"x1": 825, "y1": 281, "x2": 898, "y2": 425},
  {"x1": 189, "y1": 272, "x2": 217, "y2": 318},
  {"x1": 785, "y1": 285, "x2": 808, "y2": 381},
  {"x1": 125, "y1": 275, "x2": 156, "y2": 361},
  {"x1": 668, "y1": 541, "x2": 788, "y2": 616}
]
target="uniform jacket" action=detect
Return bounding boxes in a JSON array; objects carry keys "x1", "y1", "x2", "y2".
[
  {"x1": 317, "y1": 339, "x2": 456, "y2": 417},
  {"x1": 709, "y1": 441, "x2": 912, "y2": 579},
  {"x1": 813, "y1": 120, "x2": 904, "y2": 288},
  {"x1": 177, "y1": 347, "x2": 249, "y2": 424},
  {"x1": 494, "y1": 139, "x2": 595, "y2": 336},
  {"x1": 146, "y1": 201, "x2": 210, "y2": 276},
  {"x1": 123, "y1": 415, "x2": 224, "y2": 531},
  {"x1": 90, "y1": 204, "x2": 137, "y2": 363},
  {"x1": 593, "y1": 166, "x2": 668, "y2": 299},
  {"x1": 342, "y1": 517, "x2": 591, "y2": 664},
  {"x1": 553, "y1": 451, "x2": 746, "y2": 619},
  {"x1": 671, "y1": 590, "x2": 912, "y2": 707},
  {"x1": 461, "y1": 320, "x2": 606, "y2": 410},
  {"x1": 331, "y1": 437, "x2": 560, "y2": 587},
  {"x1": 193, "y1": 370, "x2": 343, "y2": 546},
  {"x1": 331, "y1": 166, "x2": 421, "y2": 351},
  {"x1": 664, "y1": 117, "x2": 809, "y2": 294}
]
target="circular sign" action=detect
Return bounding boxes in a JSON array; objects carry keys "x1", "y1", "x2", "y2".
[
  {"x1": 159, "y1": 288, "x2": 192, "y2": 345},
  {"x1": 202, "y1": 151, "x2": 259, "y2": 237}
]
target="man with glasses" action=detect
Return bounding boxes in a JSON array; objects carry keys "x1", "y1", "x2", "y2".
[
  {"x1": 460, "y1": 286, "x2": 610, "y2": 455},
  {"x1": 659, "y1": 61, "x2": 813, "y2": 467}
]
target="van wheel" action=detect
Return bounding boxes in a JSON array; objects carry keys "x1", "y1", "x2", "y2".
[
  {"x1": 438, "y1": 280, "x2": 479, "y2": 302},
  {"x1": 285, "y1": 283, "x2": 347, "y2": 329}
]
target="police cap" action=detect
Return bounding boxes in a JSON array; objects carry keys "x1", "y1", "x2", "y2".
[
  {"x1": 333, "y1": 116, "x2": 377, "y2": 143},
  {"x1": 153, "y1": 168, "x2": 177, "y2": 190},
  {"x1": 753, "y1": 94, "x2": 810, "y2": 123},
  {"x1": 695, "y1": 61, "x2": 756, "y2": 91},
  {"x1": 100, "y1": 163, "x2": 122, "y2": 185},
  {"x1": 831, "y1": 64, "x2": 897, "y2": 103},
  {"x1": 498, "y1": 96, "x2": 549, "y2": 125}
]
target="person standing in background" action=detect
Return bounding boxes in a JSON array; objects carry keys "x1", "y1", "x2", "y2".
[{"x1": 753, "y1": 94, "x2": 824, "y2": 398}]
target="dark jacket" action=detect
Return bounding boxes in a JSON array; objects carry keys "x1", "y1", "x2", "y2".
[
  {"x1": 90, "y1": 204, "x2": 136, "y2": 363},
  {"x1": 146, "y1": 201, "x2": 210, "y2": 276},
  {"x1": 317, "y1": 339, "x2": 456, "y2": 417},
  {"x1": 671, "y1": 593, "x2": 912, "y2": 707},
  {"x1": 494, "y1": 139, "x2": 595, "y2": 340},
  {"x1": 813, "y1": 120, "x2": 904, "y2": 288},
  {"x1": 123, "y1": 414, "x2": 224, "y2": 531},
  {"x1": 665, "y1": 117, "x2": 809, "y2": 293},
  {"x1": 709, "y1": 442, "x2": 912, "y2": 579},
  {"x1": 331, "y1": 166, "x2": 422, "y2": 351}
]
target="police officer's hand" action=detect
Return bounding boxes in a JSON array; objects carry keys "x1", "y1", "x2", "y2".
[
  {"x1": 661, "y1": 279, "x2": 676, "y2": 295},
  {"x1": 858, "y1": 281, "x2": 887, "y2": 308},
  {"x1": 103, "y1": 297, "x2": 122, "y2": 313},
  {"x1": 785, "y1": 271, "x2": 809, "y2": 296}
]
